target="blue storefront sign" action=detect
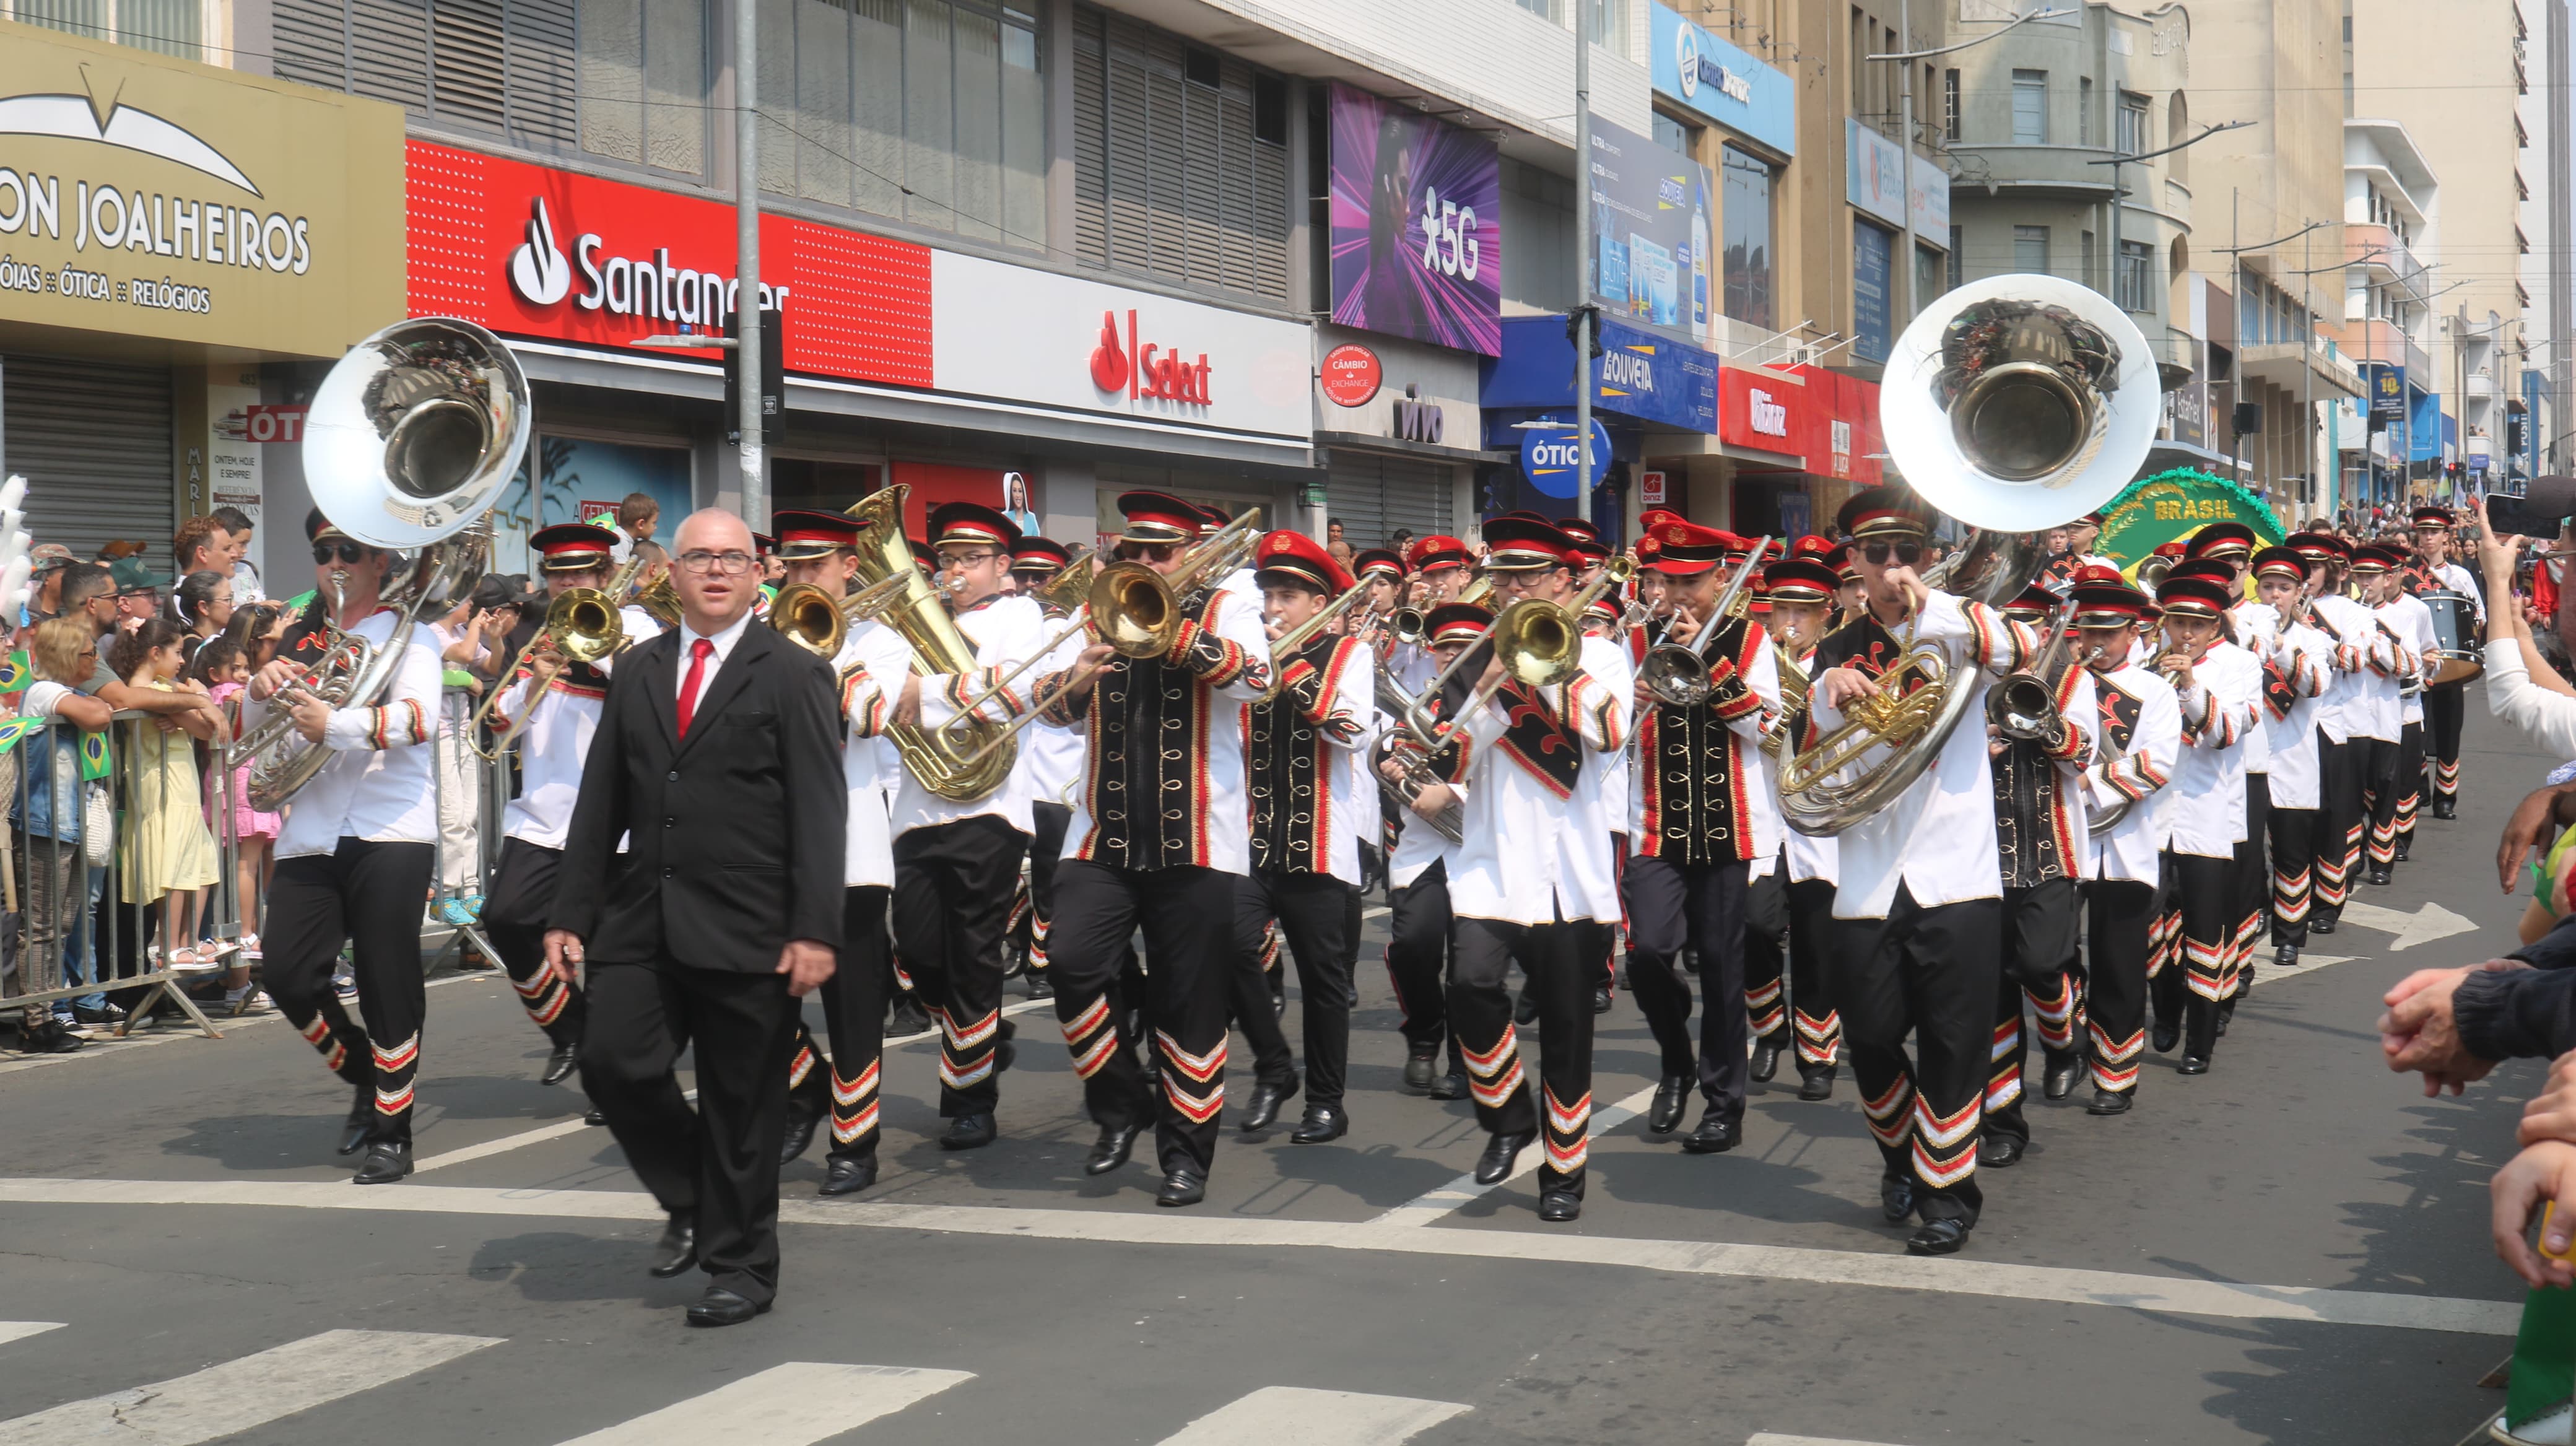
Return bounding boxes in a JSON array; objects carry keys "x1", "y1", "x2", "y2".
[
  {"x1": 1649, "y1": 4, "x2": 1796, "y2": 157},
  {"x1": 1516, "y1": 416, "x2": 1619, "y2": 498},
  {"x1": 2410, "y1": 385, "x2": 2445, "y2": 462},
  {"x1": 2359, "y1": 362, "x2": 2406, "y2": 420},
  {"x1": 1482, "y1": 313, "x2": 1719, "y2": 433},
  {"x1": 1853, "y1": 220, "x2": 1893, "y2": 364}
]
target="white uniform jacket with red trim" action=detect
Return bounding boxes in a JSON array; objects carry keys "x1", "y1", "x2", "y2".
[
  {"x1": 897, "y1": 591, "x2": 1050, "y2": 837},
  {"x1": 2080, "y1": 657, "x2": 2182, "y2": 884},
  {"x1": 265, "y1": 607, "x2": 446, "y2": 860},
  {"x1": 2158, "y1": 640, "x2": 2260, "y2": 859},
  {"x1": 494, "y1": 604, "x2": 664, "y2": 850},
  {"x1": 2379, "y1": 591, "x2": 2438, "y2": 729},
  {"x1": 2235, "y1": 603, "x2": 2334, "y2": 811},
  {"x1": 1444, "y1": 633, "x2": 1630, "y2": 925},
  {"x1": 833, "y1": 615, "x2": 920, "y2": 889},
  {"x1": 1990, "y1": 659, "x2": 2097, "y2": 890}
]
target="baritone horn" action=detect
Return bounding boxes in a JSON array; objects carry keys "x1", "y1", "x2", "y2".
[{"x1": 1778, "y1": 274, "x2": 2159, "y2": 838}]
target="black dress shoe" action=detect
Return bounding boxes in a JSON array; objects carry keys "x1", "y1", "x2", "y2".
[
  {"x1": 1024, "y1": 972, "x2": 1053, "y2": 1000},
  {"x1": 2308, "y1": 915, "x2": 2338, "y2": 935},
  {"x1": 540, "y1": 1041, "x2": 579, "y2": 1087},
  {"x1": 2151, "y1": 1021, "x2": 2180, "y2": 1054},
  {"x1": 819, "y1": 1156, "x2": 879, "y2": 1196},
  {"x1": 1879, "y1": 1174, "x2": 1915, "y2": 1224},
  {"x1": 1155, "y1": 1165, "x2": 1207, "y2": 1207},
  {"x1": 1084, "y1": 1122, "x2": 1141, "y2": 1176},
  {"x1": 2042, "y1": 1058, "x2": 2081, "y2": 1101},
  {"x1": 1403, "y1": 1044, "x2": 1440, "y2": 1092},
  {"x1": 584, "y1": 1107, "x2": 607, "y2": 1126},
  {"x1": 648, "y1": 1215, "x2": 697, "y2": 1277},
  {"x1": 1905, "y1": 1217, "x2": 1970, "y2": 1256},
  {"x1": 1647, "y1": 1074, "x2": 1690, "y2": 1134},
  {"x1": 352, "y1": 1141, "x2": 412, "y2": 1185},
  {"x1": 1978, "y1": 1133, "x2": 2024, "y2": 1169},
  {"x1": 778, "y1": 1088, "x2": 827, "y2": 1165},
  {"x1": 2086, "y1": 1087, "x2": 2133, "y2": 1117},
  {"x1": 1239, "y1": 1075, "x2": 1300, "y2": 1133},
  {"x1": 2274, "y1": 944, "x2": 2299, "y2": 968},
  {"x1": 2176, "y1": 1053, "x2": 2210, "y2": 1076},
  {"x1": 1289, "y1": 1104, "x2": 1347, "y2": 1143},
  {"x1": 1749, "y1": 1037, "x2": 1783, "y2": 1084},
  {"x1": 2369, "y1": 865, "x2": 2393, "y2": 887},
  {"x1": 1537, "y1": 1187, "x2": 1582, "y2": 1222},
  {"x1": 685, "y1": 1287, "x2": 768, "y2": 1327},
  {"x1": 2434, "y1": 798, "x2": 2457, "y2": 820},
  {"x1": 1514, "y1": 991, "x2": 1539, "y2": 1027},
  {"x1": 939, "y1": 1112, "x2": 997, "y2": 1151},
  {"x1": 1474, "y1": 1131, "x2": 1533, "y2": 1185},
  {"x1": 1681, "y1": 1112, "x2": 1741, "y2": 1154},
  {"x1": 2393, "y1": 840, "x2": 2411, "y2": 863},
  {"x1": 1590, "y1": 985, "x2": 1613, "y2": 1015},
  {"x1": 2215, "y1": 999, "x2": 2235, "y2": 1038},
  {"x1": 889, "y1": 996, "x2": 933, "y2": 1037},
  {"x1": 1427, "y1": 1069, "x2": 1468, "y2": 1102},
  {"x1": 1797, "y1": 1066, "x2": 1836, "y2": 1102},
  {"x1": 337, "y1": 1081, "x2": 374, "y2": 1156}
]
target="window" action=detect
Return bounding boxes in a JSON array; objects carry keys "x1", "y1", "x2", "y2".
[
  {"x1": 1915, "y1": 243, "x2": 1940, "y2": 314},
  {"x1": 2014, "y1": 224, "x2": 2049, "y2": 273},
  {"x1": 2011, "y1": 70, "x2": 2047, "y2": 144},
  {"x1": 4, "y1": 0, "x2": 198, "y2": 57},
  {"x1": 2081, "y1": 229, "x2": 2095, "y2": 285},
  {"x1": 1583, "y1": 0, "x2": 1627, "y2": 52},
  {"x1": 274, "y1": 0, "x2": 590, "y2": 153},
  {"x1": 2117, "y1": 90, "x2": 2151, "y2": 156},
  {"x1": 1722, "y1": 144, "x2": 1775, "y2": 328},
  {"x1": 1948, "y1": 225, "x2": 1964, "y2": 289},
  {"x1": 1943, "y1": 68, "x2": 1961, "y2": 140},
  {"x1": 2079, "y1": 77, "x2": 2094, "y2": 146},
  {"x1": 1653, "y1": 112, "x2": 1697, "y2": 159},
  {"x1": 1512, "y1": 0, "x2": 1558, "y2": 18},
  {"x1": 1072, "y1": 6, "x2": 1292, "y2": 301},
  {"x1": 2117, "y1": 239, "x2": 2153, "y2": 311}
]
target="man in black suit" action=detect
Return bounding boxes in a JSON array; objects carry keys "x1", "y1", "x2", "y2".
[{"x1": 545, "y1": 508, "x2": 846, "y2": 1328}]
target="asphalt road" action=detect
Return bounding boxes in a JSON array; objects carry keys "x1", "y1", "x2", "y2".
[{"x1": 0, "y1": 706, "x2": 2558, "y2": 1445}]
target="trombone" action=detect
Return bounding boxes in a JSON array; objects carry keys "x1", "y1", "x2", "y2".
[
  {"x1": 1256, "y1": 578, "x2": 1374, "y2": 703},
  {"x1": 468, "y1": 551, "x2": 650, "y2": 759},
  {"x1": 1399, "y1": 556, "x2": 1636, "y2": 756},
  {"x1": 1637, "y1": 536, "x2": 1773, "y2": 707}
]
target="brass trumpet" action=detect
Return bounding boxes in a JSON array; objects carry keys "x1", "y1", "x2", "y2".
[
  {"x1": 468, "y1": 552, "x2": 650, "y2": 759},
  {"x1": 1399, "y1": 557, "x2": 1635, "y2": 751},
  {"x1": 765, "y1": 568, "x2": 926, "y2": 663}
]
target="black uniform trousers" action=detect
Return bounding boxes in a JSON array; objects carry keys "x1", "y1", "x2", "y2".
[
  {"x1": 1022, "y1": 801, "x2": 1071, "y2": 977},
  {"x1": 891, "y1": 813, "x2": 1027, "y2": 1117},
  {"x1": 2425, "y1": 680, "x2": 2467, "y2": 803},
  {"x1": 1832, "y1": 887, "x2": 1999, "y2": 1226},
  {"x1": 482, "y1": 837, "x2": 586, "y2": 1049},
  {"x1": 785, "y1": 886, "x2": 892, "y2": 1161},
  {"x1": 267, "y1": 838, "x2": 437, "y2": 1148},
  {"x1": 1783, "y1": 877, "x2": 1843, "y2": 1072},
  {"x1": 2310, "y1": 733, "x2": 2365, "y2": 924},
  {"x1": 1384, "y1": 858, "x2": 1460, "y2": 1069},
  {"x1": 1451, "y1": 914, "x2": 1594, "y2": 1192},
  {"x1": 1048, "y1": 860, "x2": 1237, "y2": 1177},
  {"x1": 2081, "y1": 878, "x2": 2159, "y2": 1095},
  {"x1": 2232, "y1": 774, "x2": 2271, "y2": 994},
  {"x1": 1621, "y1": 853, "x2": 1749, "y2": 1120},
  {"x1": 1740, "y1": 865, "x2": 1790, "y2": 1043},
  {"x1": 2151, "y1": 850, "x2": 2237, "y2": 1060},
  {"x1": 2359, "y1": 733, "x2": 2406, "y2": 868},
  {"x1": 1984, "y1": 878, "x2": 2082, "y2": 1148},
  {"x1": 1230, "y1": 867, "x2": 1360, "y2": 1110},
  {"x1": 2268, "y1": 794, "x2": 2318, "y2": 949},
  {"x1": 581, "y1": 958, "x2": 801, "y2": 1305},
  {"x1": 2391, "y1": 720, "x2": 2427, "y2": 853}
]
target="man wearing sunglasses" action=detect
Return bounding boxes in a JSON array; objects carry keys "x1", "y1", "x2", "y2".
[
  {"x1": 1034, "y1": 490, "x2": 1271, "y2": 1208},
  {"x1": 247, "y1": 510, "x2": 449, "y2": 1185},
  {"x1": 1804, "y1": 486, "x2": 2033, "y2": 1257}
]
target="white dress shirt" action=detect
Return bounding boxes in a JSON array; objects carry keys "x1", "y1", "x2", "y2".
[
  {"x1": 497, "y1": 604, "x2": 663, "y2": 850},
  {"x1": 832, "y1": 616, "x2": 917, "y2": 889},
  {"x1": 2379, "y1": 592, "x2": 2438, "y2": 728},
  {"x1": 2236, "y1": 604, "x2": 2334, "y2": 811},
  {"x1": 676, "y1": 608, "x2": 756, "y2": 705},
  {"x1": 269, "y1": 609, "x2": 446, "y2": 859}
]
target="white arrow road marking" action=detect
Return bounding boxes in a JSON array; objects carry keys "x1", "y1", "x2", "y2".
[
  {"x1": 0, "y1": 1329, "x2": 499, "y2": 1445},
  {"x1": 556, "y1": 1363, "x2": 973, "y2": 1446},
  {"x1": 0, "y1": 1324, "x2": 61, "y2": 1348},
  {"x1": 2331, "y1": 899, "x2": 2478, "y2": 951},
  {"x1": 1155, "y1": 1387, "x2": 1468, "y2": 1445},
  {"x1": 1368, "y1": 1081, "x2": 1659, "y2": 1226}
]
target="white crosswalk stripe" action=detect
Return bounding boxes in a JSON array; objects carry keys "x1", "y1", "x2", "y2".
[
  {"x1": 556, "y1": 1362, "x2": 973, "y2": 1445},
  {"x1": 0, "y1": 1325, "x2": 61, "y2": 1348},
  {"x1": 1746, "y1": 1434, "x2": 1913, "y2": 1446},
  {"x1": 1154, "y1": 1386, "x2": 1468, "y2": 1445},
  {"x1": 0, "y1": 1329, "x2": 498, "y2": 1445}
]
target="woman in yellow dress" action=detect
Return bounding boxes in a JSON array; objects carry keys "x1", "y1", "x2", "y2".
[{"x1": 111, "y1": 619, "x2": 227, "y2": 967}]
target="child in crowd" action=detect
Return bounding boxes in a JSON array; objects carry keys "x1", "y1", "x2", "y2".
[
  {"x1": 108, "y1": 620, "x2": 227, "y2": 982},
  {"x1": 193, "y1": 635, "x2": 278, "y2": 996},
  {"x1": 11, "y1": 619, "x2": 113, "y2": 1053}
]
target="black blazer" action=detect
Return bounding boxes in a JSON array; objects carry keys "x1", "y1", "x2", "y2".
[{"x1": 550, "y1": 618, "x2": 846, "y2": 970}]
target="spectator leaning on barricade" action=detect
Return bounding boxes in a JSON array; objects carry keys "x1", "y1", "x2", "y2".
[
  {"x1": 108, "y1": 619, "x2": 225, "y2": 976},
  {"x1": 11, "y1": 617, "x2": 113, "y2": 1053},
  {"x1": 198, "y1": 606, "x2": 285, "y2": 969}
]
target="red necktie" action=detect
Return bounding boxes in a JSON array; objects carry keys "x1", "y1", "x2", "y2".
[{"x1": 676, "y1": 637, "x2": 713, "y2": 738}]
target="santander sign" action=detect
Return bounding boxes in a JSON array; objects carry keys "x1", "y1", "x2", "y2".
[{"x1": 1089, "y1": 308, "x2": 1211, "y2": 406}]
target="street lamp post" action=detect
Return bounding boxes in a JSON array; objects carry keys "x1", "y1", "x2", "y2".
[
  {"x1": 735, "y1": 0, "x2": 765, "y2": 529},
  {"x1": 1574, "y1": 0, "x2": 1593, "y2": 532}
]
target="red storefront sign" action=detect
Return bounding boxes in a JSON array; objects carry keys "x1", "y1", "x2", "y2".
[
  {"x1": 1715, "y1": 364, "x2": 1881, "y2": 485},
  {"x1": 1318, "y1": 343, "x2": 1382, "y2": 406},
  {"x1": 404, "y1": 139, "x2": 933, "y2": 388}
]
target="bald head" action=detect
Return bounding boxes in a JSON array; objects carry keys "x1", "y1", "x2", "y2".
[{"x1": 670, "y1": 508, "x2": 759, "y2": 634}]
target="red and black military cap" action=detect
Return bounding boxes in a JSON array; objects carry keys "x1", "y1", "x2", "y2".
[
  {"x1": 2286, "y1": 531, "x2": 2351, "y2": 561},
  {"x1": 2165, "y1": 557, "x2": 2240, "y2": 587},
  {"x1": 1195, "y1": 503, "x2": 1231, "y2": 536},
  {"x1": 929, "y1": 501, "x2": 1023, "y2": 552},
  {"x1": 1480, "y1": 516, "x2": 1575, "y2": 573},
  {"x1": 2070, "y1": 566, "x2": 2149, "y2": 628},
  {"x1": 1835, "y1": 485, "x2": 1932, "y2": 540},
  {"x1": 1351, "y1": 547, "x2": 1405, "y2": 581},
  {"x1": 2002, "y1": 583, "x2": 2060, "y2": 622},
  {"x1": 1116, "y1": 490, "x2": 1203, "y2": 545},
  {"x1": 2348, "y1": 543, "x2": 2403, "y2": 575},
  {"x1": 1424, "y1": 601, "x2": 1493, "y2": 643},
  {"x1": 1825, "y1": 539, "x2": 1860, "y2": 580},
  {"x1": 1646, "y1": 517, "x2": 1736, "y2": 577},
  {"x1": 2184, "y1": 521, "x2": 2256, "y2": 561},
  {"x1": 1011, "y1": 534, "x2": 1073, "y2": 577},
  {"x1": 1555, "y1": 516, "x2": 1603, "y2": 546},
  {"x1": 2250, "y1": 546, "x2": 2306, "y2": 583},
  {"x1": 768, "y1": 509, "x2": 863, "y2": 562},
  {"x1": 2156, "y1": 573, "x2": 2236, "y2": 619},
  {"x1": 306, "y1": 507, "x2": 358, "y2": 547},
  {"x1": 752, "y1": 531, "x2": 777, "y2": 557},
  {"x1": 1406, "y1": 534, "x2": 1470, "y2": 575},
  {"x1": 1764, "y1": 556, "x2": 1840, "y2": 603},
  {"x1": 531, "y1": 521, "x2": 620, "y2": 572},
  {"x1": 1490, "y1": 510, "x2": 1552, "y2": 527},
  {"x1": 1253, "y1": 529, "x2": 1352, "y2": 596}
]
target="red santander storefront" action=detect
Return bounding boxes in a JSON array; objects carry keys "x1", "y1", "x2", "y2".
[{"x1": 399, "y1": 141, "x2": 1315, "y2": 570}]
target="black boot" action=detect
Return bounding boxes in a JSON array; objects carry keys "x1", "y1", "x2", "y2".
[
  {"x1": 1749, "y1": 1035, "x2": 1783, "y2": 1084},
  {"x1": 1403, "y1": 1041, "x2": 1441, "y2": 1092},
  {"x1": 337, "y1": 1079, "x2": 374, "y2": 1156},
  {"x1": 540, "y1": 1039, "x2": 579, "y2": 1087},
  {"x1": 1474, "y1": 1131, "x2": 1533, "y2": 1185},
  {"x1": 1796, "y1": 1064, "x2": 1836, "y2": 1102},
  {"x1": 2178, "y1": 998, "x2": 2217, "y2": 1075}
]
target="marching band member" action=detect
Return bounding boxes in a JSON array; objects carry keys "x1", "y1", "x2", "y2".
[
  {"x1": 1230, "y1": 532, "x2": 1374, "y2": 1143},
  {"x1": 881, "y1": 501, "x2": 1055, "y2": 1153},
  {"x1": 2404, "y1": 505, "x2": 2481, "y2": 820},
  {"x1": 1978, "y1": 581, "x2": 2095, "y2": 1167},
  {"x1": 2071, "y1": 569, "x2": 2180, "y2": 1115},
  {"x1": 1036, "y1": 490, "x2": 1271, "y2": 1208},
  {"x1": 253, "y1": 511, "x2": 449, "y2": 1184},
  {"x1": 2147, "y1": 573, "x2": 2261, "y2": 1076},
  {"x1": 2238, "y1": 547, "x2": 2335, "y2": 969},
  {"x1": 2377, "y1": 537, "x2": 2443, "y2": 865},
  {"x1": 2181, "y1": 526, "x2": 2270, "y2": 1007},
  {"x1": 1392, "y1": 535, "x2": 1472, "y2": 692},
  {"x1": 2287, "y1": 531, "x2": 2375, "y2": 932},
  {"x1": 1567, "y1": 525, "x2": 1622, "y2": 1016},
  {"x1": 1350, "y1": 547, "x2": 1407, "y2": 897},
  {"x1": 1432, "y1": 516, "x2": 1628, "y2": 1222},
  {"x1": 766, "y1": 510, "x2": 914, "y2": 1196},
  {"x1": 2346, "y1": 546, "x2": 2419, "y2": 887},
  {"x1": 1624, "y1": 518, "x2": 1778, "y2": 1156},
  {"x1": 1383, "y1": 604, "x2": 1483, "y2": 1102},
  {"x1": 1009, "y1": 534, "x2": 1085, "y2": 999},
  {"x1": 479, "y1": 523, "x2": 663, "y2": 1091},
  {"x1": 1760, "y1": 547, "x2": 1845, "y2": 1100},
  {"x1": 1803, "y1": 487, "x2": 2029, "y2": 1255}
]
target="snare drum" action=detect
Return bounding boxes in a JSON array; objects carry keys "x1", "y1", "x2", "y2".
[{"x1": 2419, "y1": 589, "x2": 2483, "y2": 686}]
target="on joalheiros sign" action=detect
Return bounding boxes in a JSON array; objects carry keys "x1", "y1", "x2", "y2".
[{"x1": 0, "y1": 20, "x2": 406, "y2": 357}]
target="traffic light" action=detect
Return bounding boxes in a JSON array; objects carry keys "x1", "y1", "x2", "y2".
[{"x1": 724, "y1": 301, "x2": 786, "y2": 445}]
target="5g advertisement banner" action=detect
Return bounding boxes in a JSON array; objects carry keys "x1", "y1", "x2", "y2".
[
  {"x1": 1326, "y1": 83, "x2": 1502, "y2": 357},
  {"x1": 1585, "y1": 114, "x2": 1715, "y2": 339}
]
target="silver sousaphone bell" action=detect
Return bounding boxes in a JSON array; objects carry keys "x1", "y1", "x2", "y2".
[{"x1": 303, "y1": 316, "x2": 531, "y2": 549}]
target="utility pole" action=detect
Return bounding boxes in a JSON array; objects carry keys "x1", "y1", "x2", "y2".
[
  {"x1": 1896, "y1": 0, "x2": 1916, "y2": 326},
  {"x1": 736, "y1": 0, "x2": 766, "y2": 529},
  {"x1": 1573, "y1": 0, "x2": 1594, "y2": 531}
]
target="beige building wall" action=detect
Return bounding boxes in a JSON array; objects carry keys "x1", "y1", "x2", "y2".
[{"x1": 2352, "y1": 0, "x2": 2536, "y2": 493}]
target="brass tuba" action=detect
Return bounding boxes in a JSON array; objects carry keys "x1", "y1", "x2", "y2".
[{"x1": 1778, "y1": 276, "x2": 2158, "y2": 838}]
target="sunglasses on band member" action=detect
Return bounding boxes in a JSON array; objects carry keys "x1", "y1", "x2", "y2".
[
  {"x1": 311, "y1": 541, "x2": 368, "y2": 565},
  {"x1": 1860, "y1": 541, "x2": 1924, "y2": 567}
]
